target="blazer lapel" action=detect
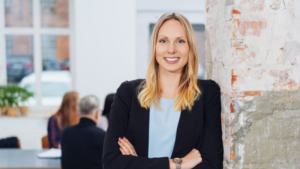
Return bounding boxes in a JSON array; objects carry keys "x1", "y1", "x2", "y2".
[
  {"x1": 171, "y1": 109, "x2": 188, "y2": 158},
  {"x1": 138, "y1": 106, "x2": 150, "y2": 157}
]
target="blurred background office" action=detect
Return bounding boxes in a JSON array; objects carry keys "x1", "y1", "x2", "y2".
[{"x1": 0, "y1": 0, "x2": 205, "y2": 150}]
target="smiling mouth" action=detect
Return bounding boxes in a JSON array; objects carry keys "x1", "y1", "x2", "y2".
[
  {"x1": 164, "y1": 57, "x2": 180, "y2": 61},
  {"x1": 164, "y1": 57, "x2": 180, "y2": 64}
]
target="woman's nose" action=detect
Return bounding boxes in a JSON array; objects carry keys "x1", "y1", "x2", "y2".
[{"x1": 167, "y1": 43, "x2": 176, "y2": 54}]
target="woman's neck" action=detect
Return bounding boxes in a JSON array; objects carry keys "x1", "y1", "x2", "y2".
[{"x1": 159, "y1": 68, "x2": 181, "y2": 99}]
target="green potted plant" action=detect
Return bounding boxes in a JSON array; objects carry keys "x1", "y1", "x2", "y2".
[
  {"x1": 3, "y1": 86, "x2": 20, "y2": 116},
  {"x1": 0, "y1": 85, "x2": 34, "y2": 116},
  {"x1": 0, "y1": 86, "x2": 8, "y2": 115},
  {"x1": 19, "y1": 86, "x2": 34, "y2": 116}
]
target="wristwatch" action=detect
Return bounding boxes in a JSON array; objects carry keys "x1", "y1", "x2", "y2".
[{"x1": 173, "y1": 158, "x2": 182, "y2": 169}]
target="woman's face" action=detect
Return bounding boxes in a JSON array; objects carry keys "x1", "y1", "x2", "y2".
[{"x1": 155, "y1": 19, "x2": 189, "y2": 74}]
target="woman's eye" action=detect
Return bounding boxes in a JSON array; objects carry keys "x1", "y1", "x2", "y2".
[
  {"x1": 178, "y1": 40, "x2": 185, "y2": 43},
  {"x1": 159, "y1": 40, "x2": 166, "y2": 43}
]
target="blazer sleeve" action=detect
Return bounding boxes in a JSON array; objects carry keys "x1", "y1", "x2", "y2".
[
  {"x1": 102, "y1": 81, "x2": 169, "y2": 169},
  {"x1": 194, "y1": 80, "x2": 223, "y2": 169}
]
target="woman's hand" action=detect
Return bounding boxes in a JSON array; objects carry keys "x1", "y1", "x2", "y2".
[
  {"x1": 118, "y1": 137, "x2": 138, "y2": 157},
  {"x1": 181, "y1": 149, "x2": 202, "y2": 169}
]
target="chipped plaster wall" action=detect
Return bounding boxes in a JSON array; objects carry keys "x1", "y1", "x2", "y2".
[{"x1": 205, "y1": 0, "x2": 300, "y2": 168}]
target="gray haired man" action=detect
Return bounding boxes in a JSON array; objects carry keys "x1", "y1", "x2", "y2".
[{"x1": 61, "y1": 95, "x2": 106, "y2": 169}]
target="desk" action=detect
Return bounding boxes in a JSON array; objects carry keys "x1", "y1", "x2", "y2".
[{"x1": 0, "y1": 149, "x2": 60, "y2": 169}]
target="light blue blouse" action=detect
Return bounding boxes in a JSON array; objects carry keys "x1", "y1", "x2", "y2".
[{"x1": 148, "y1": 98, "x2": 181, "y2": 158}]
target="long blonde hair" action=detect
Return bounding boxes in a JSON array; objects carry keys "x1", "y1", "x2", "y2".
[{"x1": 137, "y1": 12, "x2": 201, "y2": 111}]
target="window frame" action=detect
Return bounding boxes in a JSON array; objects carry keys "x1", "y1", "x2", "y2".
[{"x1": 0, "y1": 0, "x2": 75, "y2": 114}]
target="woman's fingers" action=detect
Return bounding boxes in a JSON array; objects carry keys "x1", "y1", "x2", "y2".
[
  {"x1": 120, "y1": 138, "x2": 135, "y2": 154},
  {"x1": 118, "y1": 137, "x2": 138, "y2": 156},
  {"x1": 193, "y1": 149, "x2": 202, "y2": 163},
  {"x1": 123, "y1": 137, "x2": 137, "y2": 156},
  {"x1": 181, "y1": 149, "x2": 203, "y2": 169},
  {"x1": 193, "y1": 149, "x2": 201, "y2": 157},
  {"x1": 123, "y1": 137, "x2": 134, "y2": 149},
  {"x1": 119, "y1": 147, "x2": 126, "y2": 155},
  {"x1": 119, "y1": 138, "x2": 131, "y2": 153},
  {"x1": 118, "y1": 139, "x2": 130, "y2": 155}
]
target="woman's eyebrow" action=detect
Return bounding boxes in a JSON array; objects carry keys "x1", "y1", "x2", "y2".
[
  {"x1": 157, "y1": 35, "x2": 187, "y2": 39},
  {"x1": 176, "y1": 36, "x2": 187, "y2": 39}
]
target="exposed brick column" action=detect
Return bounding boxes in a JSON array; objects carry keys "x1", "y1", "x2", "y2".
[{"x1": 205, "y1": 0, "x2": 300, "y2": 168}]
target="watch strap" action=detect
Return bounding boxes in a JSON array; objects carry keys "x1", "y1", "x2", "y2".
[{"x1": 176, "y1": 164, "x2": 181, "y2": 169}]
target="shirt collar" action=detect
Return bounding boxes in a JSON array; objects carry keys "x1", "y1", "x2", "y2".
[{"x1": 79, "y1": 117, "x2": 96, "y2": 126}]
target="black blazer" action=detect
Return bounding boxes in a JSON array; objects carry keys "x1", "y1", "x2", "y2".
[
  {"x1": 61, "y1": 118, "x2": 106, "y2": 169},
  {"x1": 0, "y1": 137, "x2": 18, "y2": 148},
  {"x1": 103, "y1": 79, "x2": 223, "y2": 169}
]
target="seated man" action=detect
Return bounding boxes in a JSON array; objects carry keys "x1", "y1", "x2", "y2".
[{"x1": 61, "y1": 95, "x2": 105, "y2": 169}]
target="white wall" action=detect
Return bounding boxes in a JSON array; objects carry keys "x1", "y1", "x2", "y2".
[
  {"x1": 137, "y1": 0, "x2": 205, "y2": 11},
  {"x1": 136, "y1": 0, "x2": 205, "y2": 78},
  {"x1": 73, "y1": 0, "x2": 137, "y2": 109},
  {"x1": 0, "y1": 117, "x2": 48, "y2": 149}
]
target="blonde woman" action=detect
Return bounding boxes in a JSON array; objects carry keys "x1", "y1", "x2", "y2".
[{"x1": 103, "y1": 13, "x2": 223, "y2": 169}]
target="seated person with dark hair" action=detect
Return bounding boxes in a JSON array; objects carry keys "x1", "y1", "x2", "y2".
[{"x1": 61, "y1": 95, "x2": 105, "y2": 169}]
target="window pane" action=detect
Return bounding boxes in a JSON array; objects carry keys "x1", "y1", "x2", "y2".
[
  {"x1": 5, "y1": 0, "x2": 33, "y2": 27},
  {"x1": 6, "y1": 35, "x2": 36, "y2": 106},
  {"x1": 41, "y1": 35, "x2": 71, "y2": 106},
  {"x1": 192, "y1": 24, "x2": 205, "y2": 79},
  {"x1": 40, "y1": 0, "x2": 69, "y2": 28}
]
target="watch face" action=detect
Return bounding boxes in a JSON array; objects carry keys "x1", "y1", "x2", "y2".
[{"x1": 173, "y1": 158, "x2": 182, "y2": 163}]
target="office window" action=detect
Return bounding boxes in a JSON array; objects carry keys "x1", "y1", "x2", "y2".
[
  {"x1": 5, "y1": 0, "x2": 33, "y2": 27},
  {"x1": 41, "y1": 35, "x2": 70, "y2": 105},
  {"x1": 1, "y1": 0, "x2": 72, "y2": 107},
  {"x1": 40, "y1": 0, "x2": 69, "y2": 27},
  {"x1": 6, "y1": 35, "x2": 35, "y2": 83}
]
